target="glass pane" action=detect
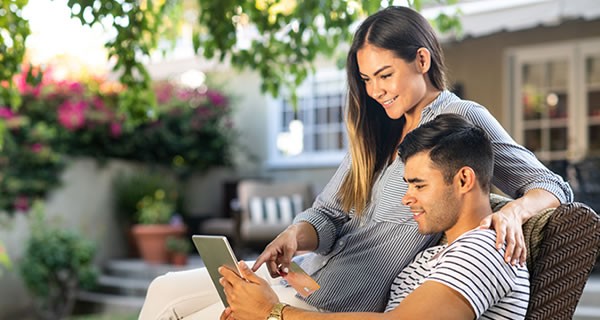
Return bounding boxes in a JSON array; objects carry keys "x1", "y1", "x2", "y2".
[
  {"x1": 589, "y1": 125, "x2": 600, "y2": 152},
  {"x1": 522, "y1": 88, "x2": 544, "y2": 120},
  {"x1": 548, "y1": 92, "x2": 568, "y2": 119},
  {"x1": 524, "y1": 129, "x2": 542, "y2": 152},
  {"x1": 522, "y1": 63, "x2": 544, "y2": 87},
  {"x1": 550, "y1": 127, "x2": 567, "y2": 151},
  {"x1": 588, "y1": 90, "x2": 600, "y2": 117},
  {"x1": 587, "y1": 55, "x2": 600, "y2": 85},
  {"x1": 329, "y1": 106, "x2": 343, "y2": 124},
  {"x1": 314, "y1": 133, "x2": 327, "y2": 151},
  {"x1": 316, "y1": 107, "x2": 327, "y2": 125},
  {"x1": 337, "y1": 131, "x2": 345, "y2": 149},
  {"x1": 548, "y1": 60, "x2": 568, "y2": 88}
]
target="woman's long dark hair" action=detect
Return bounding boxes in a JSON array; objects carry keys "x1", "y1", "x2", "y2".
[{"x1": 339, "y1": 6, "x2": 448, "y2": 215}]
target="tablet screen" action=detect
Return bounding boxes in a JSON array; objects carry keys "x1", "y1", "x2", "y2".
[{"x1": 192, "y1": 235, "x2": 242, "y2": 307}]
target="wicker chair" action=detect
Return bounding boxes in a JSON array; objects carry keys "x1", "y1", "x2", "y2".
[{"x1": 490, "y1": 194, "x2": 600, "y2": 320}]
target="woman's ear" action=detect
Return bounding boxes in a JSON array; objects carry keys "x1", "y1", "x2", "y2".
[{"x1": 415, "y1": 47, "x2": 431, "y2": 74}]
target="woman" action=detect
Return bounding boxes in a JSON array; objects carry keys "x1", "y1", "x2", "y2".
[{"x1": 139, "y1": 6, "x2": 572, "y2": 319}]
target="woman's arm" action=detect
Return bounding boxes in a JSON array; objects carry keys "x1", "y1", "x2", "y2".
[
  {"x1": 450, "y1": 103, "x2": 573, "y2": 264},
  {"x1": 480, "y1": 188, "x2": 559, "y2": 265},
  {"x1": 252, "y1": 153, "x2": 353, "y2": 275}
]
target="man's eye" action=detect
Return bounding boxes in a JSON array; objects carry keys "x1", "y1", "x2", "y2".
[{"x1": 415, "y1": 185, "x2": 425, "y2": 190}]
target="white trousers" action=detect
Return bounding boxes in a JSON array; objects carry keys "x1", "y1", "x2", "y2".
[{"x1": 138, "y1": 262, "x2": 318, "y2": 320}]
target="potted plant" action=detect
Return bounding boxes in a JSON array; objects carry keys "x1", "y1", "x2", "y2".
[
  {"x1": 131, "y1": 187, "x2": 187, "y2": 264},
  {"x1": 166, "y1": 236, "x2": 191, "y2": 266},
  {"x1": 19, "y1": 202, "x2": 98, "y2": 320},
  {"x1": 115, "y1": 171, "x2": 187, "y2": 264}
]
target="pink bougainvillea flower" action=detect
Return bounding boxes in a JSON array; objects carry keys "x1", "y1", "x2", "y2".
[
  {"x1": 57, "y1": 100, "x2": 88, "y2": 131},
  {"x1": 155, "y1": 83, "x2": 175, "y2": 104},
  {"x1": 110, "y1": 122, "x2": 122, "y2": 138},
  {"x1": 30, "y1": 143, "x2": 43, "y2": 153},
  {"x1": 0, "y1": 107, "x2": 15, "y2": 119},
  {"x1": 92, "y1": 96, "x2": 106, "y2": 110},
  {"x1": 207, "y1": 90, "x2": 227, "y2": 107},
  {"x1": 13, "y1": 196, "x2": 29, "y2": 212}
]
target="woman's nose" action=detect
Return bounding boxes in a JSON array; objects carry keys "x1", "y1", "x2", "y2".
[{"x1": 369, "y1": 81, "x2": 385, "y2": 100}]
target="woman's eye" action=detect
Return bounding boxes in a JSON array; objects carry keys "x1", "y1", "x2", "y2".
[
  {"x1": 361, "y1": 78, "x2": 370, "y2": 83},
  {"x1": 381, "y1": 73, "x2": 392, "y2": 79}
]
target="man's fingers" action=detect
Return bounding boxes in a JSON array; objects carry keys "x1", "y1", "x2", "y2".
[
  {"x1": 238, "y1": 261, "x2": 262, "y2": 283},
  {"x1": 220, "y1": 307, "x2": 232, "y2": 320}
]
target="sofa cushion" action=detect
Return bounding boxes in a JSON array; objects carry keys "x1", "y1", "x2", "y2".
[{"x1": 248, "y1": 194, "x2": 304, "y2": 225}]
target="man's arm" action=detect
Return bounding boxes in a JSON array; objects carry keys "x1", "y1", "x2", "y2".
[
  {"x1": 282, "y1": 280, "x2": 473, "y2": 320},
  {"x1": 220, "y1": 262, "x2": 474, "y2": 320}
]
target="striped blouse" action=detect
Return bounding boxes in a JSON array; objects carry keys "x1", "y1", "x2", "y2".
[
  {"x1": 385, "y1": 229, "x2": 530, "y2": 319},
  {"x1": 292, "y1": 90, "x2": 572, "y2": 312}
]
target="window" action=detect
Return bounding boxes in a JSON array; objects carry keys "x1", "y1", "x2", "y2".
[
  {"x1": 507, "y1": 38, "x2": 600, "y2": 172},
  {"x1": 267, "y1": 68, "x2": 347, "y2": 168}
]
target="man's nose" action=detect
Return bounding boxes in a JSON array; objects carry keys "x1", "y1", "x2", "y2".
[{"x1": 402, "y1": 193, "x2": 414, "y2": 206}]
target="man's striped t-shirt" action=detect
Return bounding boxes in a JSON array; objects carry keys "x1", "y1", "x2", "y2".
[{"x1": 386, "y1": 229, "x2": 530, "y2": 319}]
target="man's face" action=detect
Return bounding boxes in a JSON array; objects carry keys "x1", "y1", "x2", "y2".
[{"x1": 402, "y1": 151, "x2": 460, "y2": 235}]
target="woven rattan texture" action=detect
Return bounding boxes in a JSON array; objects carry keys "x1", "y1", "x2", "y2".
[{"x1": 525, "y1": 202, "x2": 600, "y2": 320}]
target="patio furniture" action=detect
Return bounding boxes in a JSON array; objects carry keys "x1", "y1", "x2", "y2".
[
  {"x1": 490, "y1": 194, "x2": 600, "y2": 320},
  {"x1": 235, "y1": 180, "x2": 313, "y2": 247}
]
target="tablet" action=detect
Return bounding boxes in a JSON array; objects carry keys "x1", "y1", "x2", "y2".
[{"x1": 192, "y1": 235, "x2": 243, "y2": 307}]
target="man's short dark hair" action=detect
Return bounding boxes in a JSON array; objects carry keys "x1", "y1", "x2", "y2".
[{"x1": 398, "y1": 114, "x2": 494, "y2": 192}]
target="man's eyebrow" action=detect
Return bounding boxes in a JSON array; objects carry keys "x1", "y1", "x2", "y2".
[
  {"x1": 403, "y1": 177, "x2": 425, "y2": 183},
  {"x1": 359, "y1": 65, "x2": 392, "y2": 78}
]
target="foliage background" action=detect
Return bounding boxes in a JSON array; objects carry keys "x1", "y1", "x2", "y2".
[
  {"x1": 0, "y1": 0, "x2": 458, "y2": 123},
  {"x1": 0, "y1": 65, "x2": 235, "y2": 214}
]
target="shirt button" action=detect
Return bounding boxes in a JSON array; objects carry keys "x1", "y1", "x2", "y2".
[
  {"x1": 322, "y1": 261, "x2": 327, "y2": 266},
  {"x1": 338, "y1": 241, "x2": 345, "y2": 246}
]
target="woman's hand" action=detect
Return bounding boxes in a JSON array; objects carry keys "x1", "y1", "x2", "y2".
[
  {"x1": 480, "y1": 189, "x2": 560, "y2": 266},
  {"x1": 252, "y1": 227, "x2": 299, "y2": 277},
  {"x1": 219, "y1": 261, "x2": 279, "y2": 320},
  {"x1": 253, "y1": 222, "x2": 318, "y2": 277},
  {"x1": 479, "y1": 201, "x2": 527, "y2": 266}
]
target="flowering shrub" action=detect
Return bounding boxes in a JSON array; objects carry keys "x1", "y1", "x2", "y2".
[{"x1": 0, "y1": 65, "x2": 235, "y2": 214}]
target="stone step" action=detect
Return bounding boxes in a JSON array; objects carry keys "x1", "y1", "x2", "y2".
[
  {"x1": 104, "y1": 256, "x2": 205, "y2": 280},
  {"x1": 94, "y1": 274, "x2": 152, "y2": 297}
]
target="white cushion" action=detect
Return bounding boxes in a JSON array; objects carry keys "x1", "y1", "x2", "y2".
[{"x1": 248, "y1": 194, "x2": 303, "y2": 225}]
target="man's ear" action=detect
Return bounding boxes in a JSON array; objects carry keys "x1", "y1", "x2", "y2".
[
  {"x1": 456, "y1": 167, "x2": 476, "y2": 193},
  {"x1": 415, "y1": 47, "x2": 431, "y2": 74}
]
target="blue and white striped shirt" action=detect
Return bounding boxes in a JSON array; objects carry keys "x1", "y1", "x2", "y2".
[
  {"x1": 293, "y1": 90, "x2": 572, "y2": 312},
  {"x1": 386, "y1": 229, "x2": 530, "y2": 319}
]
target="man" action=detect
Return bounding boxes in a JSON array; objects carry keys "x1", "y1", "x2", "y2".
[{"x1": 219, "y1": 114, "x2": 530, "y2": 320}]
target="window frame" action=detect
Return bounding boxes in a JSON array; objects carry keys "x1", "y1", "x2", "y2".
[
  {"x1": 266, "y1": 68, "x2": 348, "y2": 169},
  {"x1": 505, "y1": 37, "x2": 600, "y2": 163}
]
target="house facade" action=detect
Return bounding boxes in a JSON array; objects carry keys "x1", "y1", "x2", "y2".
[{"x1": 169, "y1": 0, "x2": 600, "y2": 213}]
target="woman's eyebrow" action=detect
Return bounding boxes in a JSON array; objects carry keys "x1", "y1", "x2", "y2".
[{"x1": 359, "y1": 65, "x2": 392, "y2": 77}]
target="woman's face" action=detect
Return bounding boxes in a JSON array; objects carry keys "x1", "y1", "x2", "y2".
[{"x1": 356, "y1": 44, "x2": 430, "y2": 120}]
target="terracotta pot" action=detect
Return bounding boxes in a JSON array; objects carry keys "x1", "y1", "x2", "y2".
[
  {"x1": 170, "y1": 253, "x2": 188, "y2": 266},
  {"x1": 131, "y1": 224, "x2": 187, "y2": 264}
]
